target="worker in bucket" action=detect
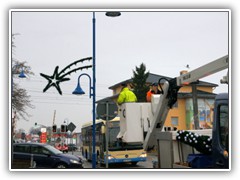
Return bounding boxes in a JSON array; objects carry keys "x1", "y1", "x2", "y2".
[
  {"x1": 117, "y1": 83, "x2": 137, "y2": 105},
  {"x1": 146, "y1": 82, "x2": 162, "y2": 102}
]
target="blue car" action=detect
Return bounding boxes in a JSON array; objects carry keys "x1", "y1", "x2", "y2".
[{"x1": 13, "y1": 143, "x2": 83, "y2": 169}]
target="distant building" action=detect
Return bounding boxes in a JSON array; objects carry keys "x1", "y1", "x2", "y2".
[{"x1": 97, "y1": 73, "x2": 217, "y2": 130}]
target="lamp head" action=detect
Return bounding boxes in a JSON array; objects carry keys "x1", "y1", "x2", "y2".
[
  {"x1": 105, "y1": 11, "x2": 121, "y2": 17},
  {"x1": 72, "y1": 83, "x2": 85, "y2": 95},
  {"x1": 18, "y1": 69, "x2": 26, "y2": 78}
]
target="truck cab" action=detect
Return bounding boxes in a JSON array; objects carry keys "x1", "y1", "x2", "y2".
[{"x1": 212, "y1": 93, "x2": 229, "y2": 168}]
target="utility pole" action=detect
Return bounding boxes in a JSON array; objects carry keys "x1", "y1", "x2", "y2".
[{"x1": 52, "y1": 110, "x2": 56, "y2": 125}]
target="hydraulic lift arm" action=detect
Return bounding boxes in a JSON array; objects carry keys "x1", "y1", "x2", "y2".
[{"x1": 143, "y1": 55, "x2": 229, "y2": 150}]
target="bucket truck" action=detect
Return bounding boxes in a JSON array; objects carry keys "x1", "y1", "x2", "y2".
[{"x1": 117, "y1": 55, "x2": 229, "y2": 168}]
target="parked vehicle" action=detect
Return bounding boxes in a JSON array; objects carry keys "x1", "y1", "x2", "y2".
[
  {"x1": 13, "y1": 143, "x2": 83, "y2": 169},
  {"x1": 68, "y1": 144, "x2": 78, "y2": 151},
  {"x1": 55, "y1": 143, "x2": 69, "y2": 153}
]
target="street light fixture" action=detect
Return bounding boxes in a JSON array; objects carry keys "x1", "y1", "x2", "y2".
[
  {"x1": 18, "y1": 69, "x2": 26, "y2": 78},
  {"x1": 73, "y1": 11, "x2": 121, "y2": 169},
  {"x1": 18, "y1": 66, "x2": 27, "y2": 78},
  {"x1": 72, "y1": 73, "x2": 92, "y2": 98},
  {"x1": 13, "y1": 63, "x2": 27, "y2": 78},
  {"x1": 105, "y1": 11, "x2": 121, "y2": 17}
]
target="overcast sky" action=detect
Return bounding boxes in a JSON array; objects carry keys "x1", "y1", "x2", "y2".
[{"x1": 11, "y1": 10, "x2": 229, "y2": 133}]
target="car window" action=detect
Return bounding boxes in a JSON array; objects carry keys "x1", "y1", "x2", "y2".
[
  {"x1": 45, "y1": 144, "x2": 63, "y2": 154},
  {"x1": 14, "y1": 144, "x2": 30, "y2": 153},
  {"x1": 31, "y1": 145, "x2": 50, "y2": 155},
  {"x1": 42, "y1": 148, "x2": 50, "y2": 155}
]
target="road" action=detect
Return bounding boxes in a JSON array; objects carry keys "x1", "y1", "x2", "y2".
[{"x1": 67, "y1": 150, "x2": 156, "y2": 169}]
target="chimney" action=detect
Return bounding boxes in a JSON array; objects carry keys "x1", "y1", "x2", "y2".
[{"x1": 180, "y1": 70, "x2": 188, "y2": 75}]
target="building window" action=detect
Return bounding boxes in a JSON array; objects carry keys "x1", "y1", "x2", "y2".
[{"x1": 171, "y1": 117, "x2": 179, "y2": 126}]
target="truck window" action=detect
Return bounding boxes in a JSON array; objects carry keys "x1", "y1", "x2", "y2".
[{"x1": 219, "y1": 105, "x2": 228, "y2": 149}]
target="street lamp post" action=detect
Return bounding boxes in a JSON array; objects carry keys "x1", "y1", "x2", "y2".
[
  {"x1": 92, "y1": 11, "x2": 97, "y2": 169},
  {"x1": 73, "y1": 11, "x2": 121, "y2": 168}
]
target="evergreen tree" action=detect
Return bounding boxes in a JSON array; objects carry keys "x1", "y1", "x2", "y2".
[{"x1": 132, "y1": 63, "x2": 149, "y2": 102}]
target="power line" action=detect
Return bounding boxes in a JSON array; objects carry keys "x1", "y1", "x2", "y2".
[
  {"x1": 31, "y1": 100, "x2": 92, "y2": 105},
  {"x1": 20, "y1": 75, "x2": 111, "y2": 87}
]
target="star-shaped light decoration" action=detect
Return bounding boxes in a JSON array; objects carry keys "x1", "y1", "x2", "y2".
[
  {"x1": 40, "y1": 66, "x2": 70, "y2": 95},
  {"x1": 40, "y1": 57, "x2": 93, "y2": 95}
]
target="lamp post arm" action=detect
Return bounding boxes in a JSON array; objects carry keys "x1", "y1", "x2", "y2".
[{"x1": 77, "y1": 73, "x2": 93, "y2": 98}]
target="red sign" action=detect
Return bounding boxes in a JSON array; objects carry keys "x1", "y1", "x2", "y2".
[{"x1": 40, "y1": 132, "x2": 47, "y2": 143}]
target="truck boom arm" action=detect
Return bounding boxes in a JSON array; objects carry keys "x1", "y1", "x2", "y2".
[
  {"x1": 143, "y1": 55, "x2": 229, "y2": 150},
  {"x1": 177, "y1": 55, "x2": 228, "y2": 86}
]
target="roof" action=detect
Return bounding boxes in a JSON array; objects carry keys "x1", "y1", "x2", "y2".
[
  {"x1": 96, "y1": 94, "x2": 118, "y2": 103},
  {"x1": 108, "y1": 73, "x2": 218, "y2": 90}
]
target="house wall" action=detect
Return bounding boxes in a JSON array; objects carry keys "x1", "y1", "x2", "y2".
[{"x1": 164, "y1": 98, "x2": 187, "y2": 130}]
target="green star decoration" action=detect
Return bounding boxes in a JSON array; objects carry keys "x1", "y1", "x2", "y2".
[{"x1": 40, "y1": 66, "x2": 70, "y2": 95}]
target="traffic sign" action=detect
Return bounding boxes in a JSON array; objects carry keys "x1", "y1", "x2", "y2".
[
  {"x1": 67, "y1": 122, "x2": 76, "y2": 132},
  {"x1": 97, "y1": 100, "x2": 118, "y2": 120}
]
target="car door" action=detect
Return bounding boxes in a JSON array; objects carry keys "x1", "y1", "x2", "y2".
[
  {"x1": 13, "y1": 144, "x2": 31, "y2": 166},
  {"x1": 31, "y1": 145, "x2": 55, "y2": 168}
]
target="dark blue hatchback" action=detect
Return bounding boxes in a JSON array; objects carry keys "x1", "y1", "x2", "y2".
[{"x1": 13, "y1": 143, "x2": 83, "y2": 169}]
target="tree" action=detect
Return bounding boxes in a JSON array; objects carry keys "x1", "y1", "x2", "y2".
[
  {"x1": 12, "y1": 34, "x2": 34, "y2": 121},
  {"x1": 131, "y1": 63, "x2": 149, "y2": 102}
]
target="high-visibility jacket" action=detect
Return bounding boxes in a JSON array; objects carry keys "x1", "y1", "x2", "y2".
[
  {"x1": 146, "y1": 90, "x2": 154, "y2": 102},
  {"x1": 146, "y1": 89, "x2": 162, "y2": 102},
  {"x1": 117, "y1": 87, "x2": 137, "y2": 105}
]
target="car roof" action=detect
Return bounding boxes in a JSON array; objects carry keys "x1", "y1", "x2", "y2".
[{"x1": 13, "y1": 142, "x2": 48, "y2": 146}]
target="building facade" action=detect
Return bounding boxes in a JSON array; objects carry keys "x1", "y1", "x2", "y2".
[{"x1": 97, "y1": 73, "x2": 217, "y2": 130}]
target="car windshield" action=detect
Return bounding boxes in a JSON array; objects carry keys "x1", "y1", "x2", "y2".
[{"x1": 44, "y1": 144, "x2": 63, "y2": 154}]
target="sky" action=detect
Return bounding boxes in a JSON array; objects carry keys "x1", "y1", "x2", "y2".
[{"x1": 11, "y1": 10, "x2": 230, "y2": 133}]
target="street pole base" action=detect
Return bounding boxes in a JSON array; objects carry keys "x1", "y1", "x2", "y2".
[{"x1": 92, "y1": 153, "x2": 97, "y2": 168}]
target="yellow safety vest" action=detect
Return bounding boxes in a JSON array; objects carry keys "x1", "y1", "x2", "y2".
[{"x1": 117, "y1": 87, "x2": 137, "y2": 105}]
